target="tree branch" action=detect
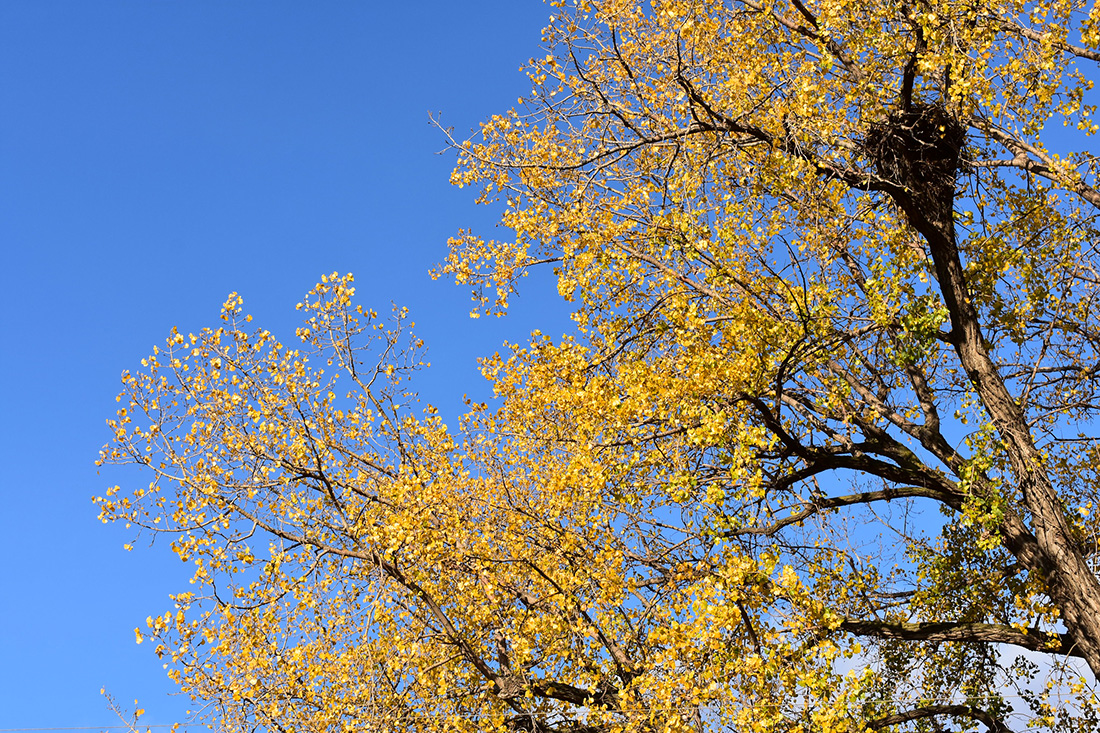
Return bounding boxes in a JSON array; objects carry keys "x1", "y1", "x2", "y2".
[
  {"x1": 724, "y1": 486, "x2": 960, "y2": 538},
  {"x1": 867, "y1": 703, "x2": 1012, "y2": 733},
  {"x1": 840, "y1": 619, "x2": 1085, "y2": 660}
]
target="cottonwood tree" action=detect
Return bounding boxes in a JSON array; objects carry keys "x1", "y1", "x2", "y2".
[{"x1": 99, "y1": 0, "x2": 1100, "y2": 731}]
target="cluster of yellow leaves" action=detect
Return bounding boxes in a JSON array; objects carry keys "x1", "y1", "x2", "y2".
[{"x1": 96, "y1": 275, "x2": 884, "y2": 733}]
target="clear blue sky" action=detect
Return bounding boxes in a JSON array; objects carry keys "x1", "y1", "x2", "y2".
[{"x1": 0, "y1": 2, "x2": 565, "y2": 728}]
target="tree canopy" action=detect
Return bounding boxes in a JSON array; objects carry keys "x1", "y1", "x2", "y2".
[{"x1": 98, "y1": 0, "x2": 1100, "y2": 731}]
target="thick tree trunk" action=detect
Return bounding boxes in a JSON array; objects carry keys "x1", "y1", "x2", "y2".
[{"x1": 869, "y1": 106, "x2": 1100, "y2": 675}]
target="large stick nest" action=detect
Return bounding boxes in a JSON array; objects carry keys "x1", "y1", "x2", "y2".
[{"x1": 864, "y1": 103, "x2": 966, "y2": 214}]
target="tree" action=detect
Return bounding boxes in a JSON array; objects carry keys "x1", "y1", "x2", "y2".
[{"x1": 98, "y1": 0, "x2": 1100, "y2": 731}]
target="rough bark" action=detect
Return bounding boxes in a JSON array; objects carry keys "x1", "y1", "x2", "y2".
[{"x1": 867, "y1": 104, "x2": 1100, "y2": 675}]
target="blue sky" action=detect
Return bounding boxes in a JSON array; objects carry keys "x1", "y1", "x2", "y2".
[{"x1": 0, "y1": 2, "x2": 566, "y2": 728}]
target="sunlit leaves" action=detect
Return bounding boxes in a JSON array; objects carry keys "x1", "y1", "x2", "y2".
[{"x1": 99, "y1": 1, "x2": 1100, "y2": 731}]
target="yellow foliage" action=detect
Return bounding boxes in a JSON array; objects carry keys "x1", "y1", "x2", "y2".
[{"x1": 98, "y1": 2, "x2": 1100, "y2": 732}]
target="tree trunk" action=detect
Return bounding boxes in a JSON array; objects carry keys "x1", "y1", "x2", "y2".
[{"x1": 869, "y1": 105, "x2": 1100, "y2": 676}]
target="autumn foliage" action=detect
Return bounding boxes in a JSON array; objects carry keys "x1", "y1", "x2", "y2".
[{"x1": 99, "y1": 0, "x2": 1100, "y2": 731}]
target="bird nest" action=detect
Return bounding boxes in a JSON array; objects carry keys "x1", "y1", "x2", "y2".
[{"x1": 863, "y1": 103, "x2": 966, "y2": 211}]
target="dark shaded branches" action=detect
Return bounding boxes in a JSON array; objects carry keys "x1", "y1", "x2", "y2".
[
  {"x1": 866, "y1": 704, "x2": 1013, "y2": 733},
  {"x1": 839, "y1": 619, "x2": 1084, "y2": 660}
]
